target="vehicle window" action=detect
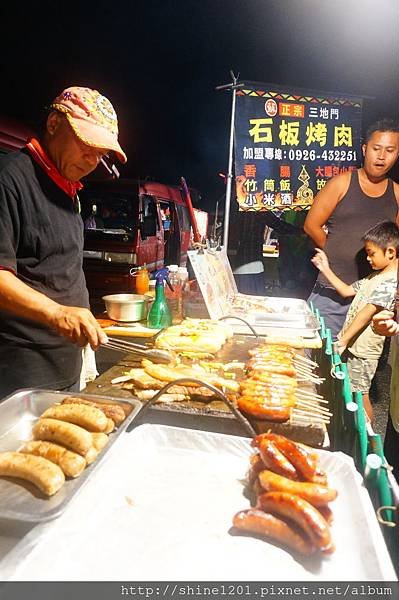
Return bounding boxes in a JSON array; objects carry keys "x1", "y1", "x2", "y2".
[
  {"x1": 141, "y1": 195, "x2": 159, "y2": 236},
  {"x1": 176, "y1": 205, "x2": 190, "y2": 232},
  {"x1": 80, "y1": 192, "x2": 137, "y2": 233},
  {"x1": 159, "y1": 201, "x2": 172, "y2": 231}
]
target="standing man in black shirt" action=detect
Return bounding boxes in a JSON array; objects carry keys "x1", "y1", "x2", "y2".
[
  {"x1": 304, "y1": 119, "x2": 399, "y2": 337},
  {"x1": 0, "y1": 86, "x2": 127, "y2": 398}
]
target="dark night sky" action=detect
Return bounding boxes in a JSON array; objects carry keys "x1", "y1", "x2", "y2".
[{"x1": 2, "y1": 0, "x2": 399, "y2": 210}]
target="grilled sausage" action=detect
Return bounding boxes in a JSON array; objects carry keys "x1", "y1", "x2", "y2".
[
  {"x1": 247, "y1": 452, "x2": 266, "y2": 485},
  {"x1": 238, "y1": 388, "x2": 296, "y2": 408},
  {"x1": 256, "y1": 438, "x2": 299, "y2": 480},
  {"x1": 91, "y1": 432, "x2": 109, "y2": 452},
  {"x1": 262, "y1": 434, "x2": 318, "y2": 481},
  {"x1": 84, "y1": 446, "x2": 99, "y2": 465},
  {"x1": 318, "y1": 505, "x2": 334, "y2": 524},
  {"x1": 233, "y1": 509, "x2": 315, "y2": 556},
  {"x1": 20, "y1": 440, "x2": 86, "y2": 478},
  {"x1": 0, "y1": 451, "x2": 65, "y2": 496},
  {"x1": 310, "y1": 467, "x2": 329, "y2": 486},
  {"x1": 61, "y1": 397, "x2": 126, "y2": 426},
  {"x1": 103, "y1": 418, "x2": 115, "y2": 434},
  {"x1": 257, "y1": 492, "x2": 334, "y2": 553},
  {"x1": 41, "y1": 404, "x2": 108, "y2": 433},
  {"x1": 258, "y1": 470, "x2": 337, "y2": 506},
  {"x1": 246, "y1": 362, "x2": 297, "y2": 377},
  {"x1": 237, "y1": 397, "x2": 291, "y2": 422},
  {"x1": 33, "y1": 418, "x2": 92, "y2": 456}
]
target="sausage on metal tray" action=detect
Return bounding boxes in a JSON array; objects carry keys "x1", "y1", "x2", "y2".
[
  {"x1": 61, "y1": 397, "x2": 126, "y2": 426},
  {"x1": 247, "y1": 452, "x2": 266, "y2": 485},
  {"x1": 20, "y1": 440, "x2": 86, "y2": 478},
  {"x1": 84, "y1": 446, "x2": 99, "y2": 465},
  {"x1": 256, "y1": 438, "x2": 299, "y2": 480},
  {"x1": 0, "y1": 451, "x2": 65, "y2": 496},
  {"x1": 318, "y1": 505, "x2": 334, "y2": 524},
  {"x1": 257, "y1": 491, "x2": 334, "y2": 554},
  {"x1": 260, "y1": 433, "x2": 318, "y2": 481},
  {"x1": 91, "y1": 432, "x2": 109, "y2": 452},
  {"x1": 103, "y1": 418, "x2": 115, "y2": 434},
  {"x1": 258, "y1": 469, "x2": 337, "y2": 506},
  {"x1": 41, "y1": 404, "x2": 108, "y2": 433},
  {"x1": 233, "y1": 509, "x2": 315, "y2": 556},
  {"x1": 33, "y1": 418, "x2": 93, "y2": 456}
]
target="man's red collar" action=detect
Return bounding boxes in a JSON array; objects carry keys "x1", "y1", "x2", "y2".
[{"x1": 25, "y1": 138, "x2": 83, "y2": 200}]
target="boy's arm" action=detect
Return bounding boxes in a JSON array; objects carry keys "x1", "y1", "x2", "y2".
[
  {"x1": 311, "y1": 249, "x2": 356, "y2": 297},
  {"x1": 338, "y1": 303, "x2": 379, "y2": 350},
  {"x1": 372, "y1": 310, "x2": 399, "y2": 336}
]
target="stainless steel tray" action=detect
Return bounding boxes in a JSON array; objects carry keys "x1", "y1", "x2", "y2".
[
  {"x1": 229, "y1": 296, "x2": 319, "y2": 334},
  {"x1": 0, "y1": 389, "x2": 142, "y2": 522},
  {"x1": 1, "y1": 424, "x2": 395, "y2": 580},
  {"x1": 233, "y1": 295, "x2": 314, "y2": 315}
]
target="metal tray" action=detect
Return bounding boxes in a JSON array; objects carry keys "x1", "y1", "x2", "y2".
[
  {"x1": 233, "y1": 295, "x2": 314, "y2": 315},
  {"x1": 1, "y1": 424, "x2": 396, "y2": 580},
  {"x1": 228, "y1": 296, "x2": 319, "y2": 335},
  {"x1": 0, "y1": 388, "x2": 142, "y2": 522}
]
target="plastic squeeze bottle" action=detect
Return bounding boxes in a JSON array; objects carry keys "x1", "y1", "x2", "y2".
[
  {"x1": 165, "y1": 264, "x2": 182, "y2": 324},
  {"x1": 135, "y1": 265, "x2": 150, "y2": 294},
  {"x1": 177, "y1": 266, "x2": 189, "y2": 318},
  {"x1": 147, "y1": 268, "x2": 173, "y2": 329}
]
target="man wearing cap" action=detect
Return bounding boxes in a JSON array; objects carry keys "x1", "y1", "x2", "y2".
[{"x1": 0, "y1": 86, "x2": 127, "y2": 398}]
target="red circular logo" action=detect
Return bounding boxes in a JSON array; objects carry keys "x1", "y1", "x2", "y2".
[{"x1": 265, "y1": 99, "x2": 278, "y2": 117}]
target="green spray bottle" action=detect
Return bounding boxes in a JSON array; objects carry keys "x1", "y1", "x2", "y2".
[{"x1": 146, "y1": 268, "x2": 173, "y2": 329}]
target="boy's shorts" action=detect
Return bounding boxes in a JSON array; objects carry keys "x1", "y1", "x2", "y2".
[{"x1": 346, "y1": 354, "x2": 379, "y2": 394}]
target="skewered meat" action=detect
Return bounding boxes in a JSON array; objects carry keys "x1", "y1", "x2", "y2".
[{"x1": 141, "y1": 359, "x2": 240, "y2": 393}]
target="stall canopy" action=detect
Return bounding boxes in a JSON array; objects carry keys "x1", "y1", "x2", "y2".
[{"x1": 234, "y1": 81, "x2": 363, "y2": 213}]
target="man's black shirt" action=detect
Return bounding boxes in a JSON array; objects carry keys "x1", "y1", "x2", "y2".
[{"x1": 0, "y1": 150, "x2": 89, "y2": 396}]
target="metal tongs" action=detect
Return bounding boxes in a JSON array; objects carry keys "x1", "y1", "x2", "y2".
[{"x1": 102, "y1": 337, "x2": 174, "y2": 364}]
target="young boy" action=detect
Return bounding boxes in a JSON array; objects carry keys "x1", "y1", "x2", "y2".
[{"x1": 311, "y1": 220, "x2": 399, "y2": 420}]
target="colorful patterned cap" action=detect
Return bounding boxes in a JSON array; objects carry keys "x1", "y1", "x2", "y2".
[{"x1": 51, "y1": 86, "x2": 127, "y2": 163}]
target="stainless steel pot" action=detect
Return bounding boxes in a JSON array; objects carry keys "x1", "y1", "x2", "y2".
[{"x1": 102, "y1": 294, "x2": 148, "y2": 322}]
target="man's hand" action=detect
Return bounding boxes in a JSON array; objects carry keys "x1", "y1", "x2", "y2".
[
  {"x1": 311, "y1": 248, "x2": 330, "y2": 273},
  {"x1": 49, "y1": 305, "x2": 108, "y2": 350},
  {"x1": 372, "y1": 310, "x2": 399, "y2": 336}
]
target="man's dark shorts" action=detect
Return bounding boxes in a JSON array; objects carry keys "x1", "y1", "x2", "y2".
[{"x1": 308, "y1": 283, "x2": 351, "y2": 338}]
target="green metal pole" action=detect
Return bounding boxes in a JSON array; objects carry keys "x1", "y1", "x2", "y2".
[
  {"x1": 354, "y1": 391, "x2": 368, "y2": 471},
  {"x1": 369, "y1": 434, "x2": 394, "y2": 524},
  {"x1": 319, "y1": 316, "x2": 326, "y2": 339},
  {"x1": 325, "y1": 329, "x2": 333, "y2": 356},
  {"x1": 340, "y1": 363, "x2": 353, "y2": 407}
]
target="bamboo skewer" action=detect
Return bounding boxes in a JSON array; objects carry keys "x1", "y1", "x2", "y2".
[
  {"x1": 296, "y1": 400, "x2": 332, "y2": 416},
  {"x1": 293, "y1": 406, "x2": 330, "y2": 419},
  {"x1": 293, "y1": 364, "x2": 317, "y2": 376},
  {"x1": 291, "y1": 411, "x2": 328, "y2": 421},
  {"x1": 292, "y1": 410, "x2": 330, "y2": 424},
  {"x1": 296, "y1": 388, "x2": 326, "y2": 400},
  {"x1": 293, "y1": 360, "x2": 318, "y2": 370},
  {"x1": 296, "y1": 375, "x2": 324, "y2": 383},
  {"x1": 293, "y1": 353, "x2": 318, "y2": 367}
]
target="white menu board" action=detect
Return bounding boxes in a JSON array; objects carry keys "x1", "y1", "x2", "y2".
[{"x1": 188, "y1": 248, "x2": 237, "y2": 319}]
